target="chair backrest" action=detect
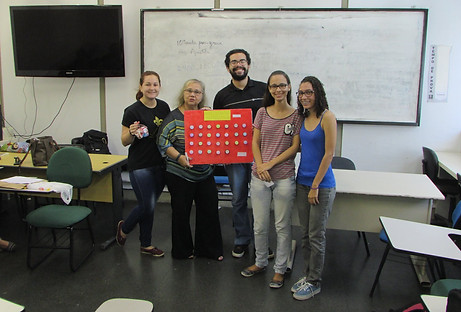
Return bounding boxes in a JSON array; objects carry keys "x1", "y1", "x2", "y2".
[
  {"x1": 331, "y1": 156, "x2": 356, "y2": 170},
  {"x1": 452, "y1": 201, "x2": 461, "y2": 230},
  {"x1": 422, "y1": 147, "x2": 440, "y2": 181},
  {"x1": 95, "y1": 298, "x2": 153, "y2": 312},
  {"x1": 46, "y1": 147, "x2": 92, "y2": 188},
  {"x1": 213, "y1": 164, "x2": 229, "y2": 185}
]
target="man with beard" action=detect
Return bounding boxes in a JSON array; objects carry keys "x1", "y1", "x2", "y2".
[{"x1": 213, "y1": 49, "x2": 269, "y2": 258}]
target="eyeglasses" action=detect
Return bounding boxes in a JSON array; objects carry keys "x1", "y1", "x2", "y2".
[
  {"x1": 269, "y1": 83, "x2": 288, "y2": 91},
  {"x1": 184, "y1": 89, "x2": 203, "y2": 95},
  {"x1": 229, "y1": 59, "x2": 248, "y2": 66},
  {"x1": 296, "y1": 90, "x2": 315, "y2": 97}
]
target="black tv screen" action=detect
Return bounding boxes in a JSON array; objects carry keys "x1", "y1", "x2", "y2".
[{"x1": 10, "y1": 5, "x2": 125, "y2": 77}]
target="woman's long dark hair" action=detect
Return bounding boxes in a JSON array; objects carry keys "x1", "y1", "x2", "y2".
[
  {"x1": 297, "y1": 76, "x2": 329, "y2": 118},
  {"x1": 262, "y1": 70, "x2": 291, "y2": 107}
]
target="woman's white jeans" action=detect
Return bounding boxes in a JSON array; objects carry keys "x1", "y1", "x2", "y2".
[{"x1": 251, "y1": 176, "x2": 295, "y2": 274}]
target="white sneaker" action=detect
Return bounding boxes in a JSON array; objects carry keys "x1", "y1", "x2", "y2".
[
  {"x1": 293, "y1": 282, "x2": 321, "y2": 301},
  {"x1": 291, "y1": 276, "x2": 307, "y2": 293}
]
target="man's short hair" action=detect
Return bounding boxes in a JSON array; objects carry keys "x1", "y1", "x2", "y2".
[{"x1": 225, "y1": 49, "x2": 251, "y2": 67}]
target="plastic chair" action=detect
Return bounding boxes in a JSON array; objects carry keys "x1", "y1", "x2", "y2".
[
  {"x1": 370, "y1": 200, "x2": 461, "y2": 297},
  {"x1": 331, "y1": 156, "x2": 370, "y2": 256},
  {"x1": 213, "y1": 164, "x2": 232, "y2": 202},
  {"x1": 422, "y1": 147, "x2": 460, "y2": 222},
  {"x1": 431, "y1": 279, "x2": 461, "y2": 297},
  {"x1": 95, "y1": 298, "x2": 153, "y2": 312},
  {"x1": 25, "y1": 147, "x2": 95, "y2": 271}
]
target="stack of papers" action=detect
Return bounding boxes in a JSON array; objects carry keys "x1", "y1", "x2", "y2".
[
  {"x1": 0, "y1": 176, "x2": 44, "y2": 190},
  {"x1": 0, "y1": 176, "x2": 73, "y2": 204}
]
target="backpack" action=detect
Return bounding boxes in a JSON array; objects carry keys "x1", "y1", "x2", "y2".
[{"x1": 81, "y1": 129, "x2": 111, "y2": 154}]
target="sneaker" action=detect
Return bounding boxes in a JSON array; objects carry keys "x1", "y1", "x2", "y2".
[
  {"x1": 293, "y1": 281, "x2": 321, "y2": 301},
  {"x1": 291, "y1": 276, "x2": 307, "y2": 293},
  {"x1": 268, "y1": 247, "x2": 275, "y2": 259},
  {"x1": 232, "y1": 245, "x2": 248, "y2": 258},
  {"x1": 140, "y1": 247, "x2": 165, "y2": 257}
]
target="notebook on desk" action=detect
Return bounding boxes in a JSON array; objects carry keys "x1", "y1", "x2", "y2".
[{"x1": 448, "y1": 234, "x2": 461, "y2": 251}]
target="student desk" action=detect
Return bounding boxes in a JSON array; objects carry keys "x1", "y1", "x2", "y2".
[
  {"x1": 421, "y1": 295, "x2": 447, "y2": 312},
  {"x1": 0, "y1": 297, "x2": 25, "y2": 312},
  {"x1": 380, "y1": 216, "x2": 461, "y2": 262},
  {"x1": 325, "y1": 169, "x2": 445, "y2": 233},
  {"x1": 435, "y1": 151, "x2": 461, "y2": 179},
  {"x1": 0, "y1": 152, "x2": 127, "y2": 249}
]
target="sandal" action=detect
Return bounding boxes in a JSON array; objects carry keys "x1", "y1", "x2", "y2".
[
  {"x1": 269, "y1": 273, "x2": 285, "y2": 289},
  {"x1": 0, "y1": 239, "x2": 16, "y2": 252},
  {"x1": 269, "y1": 278, "x2": 284, "y2": 289},
  {"x1": 116, "y1": 220, "x2": 126, "y2": 246},
  {"x1": 241, "y1": 265, "x2": 266, "y2": 277}
]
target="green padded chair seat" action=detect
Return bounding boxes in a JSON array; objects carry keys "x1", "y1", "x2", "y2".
[
  {"x1": 26, "y1": 205, "x2": 92, "y2": 228},
  {"x1": 431, "y1": 279, "x2": 461, "y2": 297}
]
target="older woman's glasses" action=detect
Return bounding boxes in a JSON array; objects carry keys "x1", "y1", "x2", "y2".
[
  {"x1": 184, "y1": 89, "x2": 203, "y2": 95},
  {"x1": 296, "y1": 90, "x2": 315, "y2": 97},
  {"x1": 269, "y1": 83, "x2": 288, "y2": 91}
]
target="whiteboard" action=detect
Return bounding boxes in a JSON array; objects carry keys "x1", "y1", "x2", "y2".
[{"x1": 142, "y1": 9, "x2": 427, "y2": 125}]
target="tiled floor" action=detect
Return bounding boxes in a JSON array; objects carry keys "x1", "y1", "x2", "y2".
[{"x1": 1, "y1": 194, "x2": 460, "y2": 312}]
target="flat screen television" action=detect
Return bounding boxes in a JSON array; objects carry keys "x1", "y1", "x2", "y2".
[{"x1": 10, "y1": 5, "x2": 125, "y2": 77}]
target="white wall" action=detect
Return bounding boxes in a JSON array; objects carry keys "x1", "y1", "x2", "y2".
[
  {"x1": 1, "y1": 0, "x2": 460, "y2": 173},
  {"x1": 0, "y1": 0, "x2": 100, "y2": 145}
]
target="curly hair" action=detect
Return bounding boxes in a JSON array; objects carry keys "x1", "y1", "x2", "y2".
[{"x1": 296, "y1": 76, "x2": 329, "y2": 118}]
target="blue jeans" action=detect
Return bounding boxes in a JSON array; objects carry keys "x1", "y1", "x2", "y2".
[
  {"x1": 251, "y1": 176, "x2": 295, "y2": 274},
  {"x1": 296, "y1": 183, "x2": 336, "y2": 283},
  {"x1": 122, "y1": 166, "x2": 165, "y2": 248},
  {"x1": 225, "y1": 163, "x2": 253, "y2": 246}
]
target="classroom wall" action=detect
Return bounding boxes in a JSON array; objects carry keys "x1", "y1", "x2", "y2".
[{"x1": 1, "y1": 0, "x2": 460, "y2": 174}]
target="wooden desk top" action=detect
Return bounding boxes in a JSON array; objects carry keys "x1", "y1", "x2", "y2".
[
  {"x1": 435, "y1": 151, "x2": 461, "y2": 179},
  {"x1": 0, "y1": 152, "x2": 127, "y2": 174},
  {"x1": 380, "y1": 216, "x2": 461, "y2": 261},
  {"x1": 333, "y1": 169, "x2": 445, "y2": 200}
]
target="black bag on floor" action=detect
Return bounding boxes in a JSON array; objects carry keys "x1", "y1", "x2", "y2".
[{"x1": 82, "y1": 129, "x2": 110, "y2": 154}]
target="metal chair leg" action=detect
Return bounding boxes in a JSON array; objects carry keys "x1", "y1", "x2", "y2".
[
  {"x1": 370, "y1": 244, "x2": 390, "y2": 297},
  {"x1": 361, "y1": 232, "x2": 371, "y2": 257}
]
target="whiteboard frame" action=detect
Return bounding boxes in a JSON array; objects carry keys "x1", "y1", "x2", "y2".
[{"x1": 141, "y1": 8, "x2": 428, "y2": 126}]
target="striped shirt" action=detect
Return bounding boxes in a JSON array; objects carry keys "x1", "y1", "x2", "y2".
[
  {"x1": 252, "y1": 107, "x2": 303, "y2": 180},
  {"x1": 157, "y1": 108, "x2": 213, "y2": 182}
]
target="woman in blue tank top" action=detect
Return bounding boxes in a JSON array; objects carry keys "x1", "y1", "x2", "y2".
[{"x1": 291, "y1": 76, "x2": 337, "y2": 301}]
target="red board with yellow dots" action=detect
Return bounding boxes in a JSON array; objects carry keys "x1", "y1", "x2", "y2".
[{"x1": 184, "y1": 109, "x2": 253, "y2": 165}]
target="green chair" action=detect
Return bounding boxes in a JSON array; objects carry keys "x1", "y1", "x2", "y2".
[
  {"x1": 25, "y1": 147, "x2": 95, "y2": 271},
  {"x1": 431, "y1": 279, "x2": 461, "y2": 296}
]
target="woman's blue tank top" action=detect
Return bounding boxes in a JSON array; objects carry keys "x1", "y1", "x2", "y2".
[{"x1": 297, "y1": 113, "x2": 336, "y2": 188}]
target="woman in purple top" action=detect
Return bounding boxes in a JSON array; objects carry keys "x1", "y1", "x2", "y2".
[{"x1": 291, "y1": 76, "x2": 337, "y2": 301}]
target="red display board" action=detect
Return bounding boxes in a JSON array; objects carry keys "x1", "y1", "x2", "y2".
[{"x1": 184, "y1": 109, "x2": 253, "y2": 165}]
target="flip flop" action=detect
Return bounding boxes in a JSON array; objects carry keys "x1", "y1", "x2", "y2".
[{"x1": 0, "y1": 240, "x2": 16, "y2": 252}]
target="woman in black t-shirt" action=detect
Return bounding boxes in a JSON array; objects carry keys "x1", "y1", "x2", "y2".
[{"x1": 116, "y1": 71, "x2": 170, "y2": 257}]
